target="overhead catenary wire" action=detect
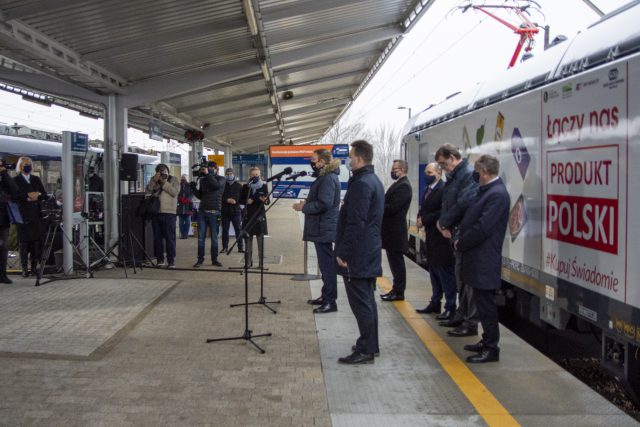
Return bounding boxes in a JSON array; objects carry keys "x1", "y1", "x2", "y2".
[{"x1": 350, "y1": 15, "x2": 487, "y2": 124}]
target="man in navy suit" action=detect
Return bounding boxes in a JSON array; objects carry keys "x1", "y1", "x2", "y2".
[
  {"x1": 455, "y1": 155, "x2": 510, "y2": 363},
  {"x1": 415, "y1": 163, "x2": 456, "y2": 320}
]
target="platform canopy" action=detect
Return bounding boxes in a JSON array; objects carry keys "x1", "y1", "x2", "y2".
[{"x1": 0, "y1": 0, "x2": 432, "y2": 152}]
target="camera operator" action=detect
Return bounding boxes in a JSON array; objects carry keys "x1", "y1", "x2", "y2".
[
  {"x1": 191, "y1": 161, "x2": 225, "y2": 267},
  {"x1": 239, "y1": 167, "x2": 269, "y2": 268},
  {"x1": 146, "y1": 164, "x2": 179, "y2": 268},
  {"x1": 0, "y1": 157, "x2": 18, "y2": 283},
  {"x1": 13, "y1": 157, "x2": 47, "y2": 277}
]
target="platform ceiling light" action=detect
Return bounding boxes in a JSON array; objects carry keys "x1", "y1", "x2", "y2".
[
  {"x1": 243, "y1": 0, "x2": 259, "y2": 36},
  {"x1": 260, "y1": 62, "x2": 271, "y2": 82}
]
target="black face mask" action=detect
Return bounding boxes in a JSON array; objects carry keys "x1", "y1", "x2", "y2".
[
  {"x1": 310, "y1": 161, "x2": 318, "y2": 170},
  {"x1": 23, "y1": 165, "x2": 32, "y2": 174},
  {"x1": 424, "y1": 175, "x2": 436, "y2": 186}
]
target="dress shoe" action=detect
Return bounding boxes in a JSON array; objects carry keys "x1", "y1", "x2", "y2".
[
  {"x1": 193, "y1": 261, "x2": 203, "y2": 268},
  {"x1": 416, "y1": 303, "x2": 441, "y2": 314},
  {"x1": 307, "y1": 297, "x2": 324, "y2": 305},
  {"x1": 338, "y1": 351, "x2": 374, "y2": 364},
  {"x1": 211, "y1": 260, "x2": 223, "y2": 267},
  {"x1": 380, "y1": 291, "x2": 404, "y2": 302},
  {"x1": 313, "y1": 303, "x2": 337, "y2": 314},
  {"x1": 439, "y1": 318, "x2": 463, "y2": 328},
  {"x1": 464, "y1": 340, "x2": 485, "y2": 352},
  {"x1": 436, "y1": 310, "x2": 454, "y2": 321},
  {"x1": 466, "y1": 349, "x2": 499, "y2": 363},
  {"x1": 0, "y1": 275, "x2": 12, "y2": 284},
  {"x1": 379, "y1": 290, "x2": 394, "y2": 298},
  {"x1": 238, "y1": 249, "x2": 245, "y2": 253},
  {"x1": 352, "y1": 345, "x2": 380, "y2": 357},
  {"x1": 447, "y1": 326, "x2": 478, "y2": 337}
]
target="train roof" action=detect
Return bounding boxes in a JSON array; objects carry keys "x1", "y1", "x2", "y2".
[
  {"x1": 409, "y1": 0, "x2": 640, "y2": 135},
  {"x1": 0, "y1": 135, "x2": 159, "y2": 164}
]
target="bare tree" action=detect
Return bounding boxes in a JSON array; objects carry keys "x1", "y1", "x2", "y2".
[
  {"x1": 321, "y1": 115, "x2": 368, "y2": 146},
  {"x1": 369, "y1": 122, "x2": 402, "y2": 188}
]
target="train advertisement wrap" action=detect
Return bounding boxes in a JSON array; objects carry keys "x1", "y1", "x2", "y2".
[
  {"x1": 405, "y1": 58, "x2": 637, "y2": 321},
  {"x1": 542, "y1": 64, "x2": 628, "y2": 303}
]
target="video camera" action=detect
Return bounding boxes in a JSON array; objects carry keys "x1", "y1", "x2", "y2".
[{"x1": 191, "y1": 156, "x2": 209, "y2": 178}]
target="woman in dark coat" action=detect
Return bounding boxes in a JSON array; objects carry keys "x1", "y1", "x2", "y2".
[
  {"x1": 177, "y1": 174, "x2": 193, "y2": 239},
  {"x1": 13, "y1": 156, "x2": 47, "y2": 277},
  {"x1": 0, "y1": 157, "x2": 18, "y2": 283},
  {"x1": 239, "y1": 167, "x2": 269, "y2": 267}
]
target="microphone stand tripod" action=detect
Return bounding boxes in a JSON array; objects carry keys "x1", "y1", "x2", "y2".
[
  {"x1": 229, "y1": 177, "x2": 301, "y2": 314},
  {"x1": 206, "y1": 225, "x2": 272, "y2": 353}
]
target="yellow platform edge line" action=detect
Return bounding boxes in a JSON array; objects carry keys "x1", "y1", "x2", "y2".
[{"x1": 377, "y1": 277, "x2": 520, "y2": 427}]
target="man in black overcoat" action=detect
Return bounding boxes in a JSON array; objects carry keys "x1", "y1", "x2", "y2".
[
  {"x1": 454, "y1": 155, "x2": 510, "y2": 363},
  {"x1": 380, "y1": 160, "x2": 412, "y2": 301},
  {"x1": 335, "y1": 140, "x2": 384, "y2": 365},
  {"x1": 415, "y1": 163, "x2": 456, "y2": 319},
  {"x1": 435, "y1": 144, "x2": 479, "y2": 337}
]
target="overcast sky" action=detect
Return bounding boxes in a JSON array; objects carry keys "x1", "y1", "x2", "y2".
[{"x1": 0, "y1": 0, "x2": 631, "y2": 153}]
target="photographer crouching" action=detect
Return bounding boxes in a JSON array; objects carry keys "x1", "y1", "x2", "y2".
[
  {"x1": 191, "y1": 161, "x2": 225, "y2": 267},
  {"x1": 146, "y1": 164, "x2": 179, "y2": 268}
]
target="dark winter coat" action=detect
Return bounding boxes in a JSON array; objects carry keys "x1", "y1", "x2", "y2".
[
  {"x1": 381, "y1": 175, "x2": 412, "y2": 252},
  {"x1": 222, "y1": 180, "x2": 243, "y2": 216},
  {"x1": 13, "y1": 173, "x2": 47, "y2": 242},
  {"x1": 177, "y1": 181, "x2": 193, "y2": 216},
  {"x1": 456, "y1": 178, "x2": 510, "y2": 290},
  {"x1": 418, "y1": 180, "x2": 454, "y2": 268},
  {"x1": 193, "y1": 173, "x2": 225, "y2": 212},
  {"x1": 302, "y1": 159, "x2": 341, "y2": 243},
  {"x1": 335, "y1": 164, "x2": 384, "y2": 279},
  {"x1": 88, "y1": 174, "x2": 104, "y2": 192},
  {"x1": 0, "y1": 170, "x2": 18, "y2": 227},
  {"x1": 239, "y1": 183, "x2": 269, "y2": 236},
  {"x1": 439, "y1": 158, "x2": 479, "y2": 231}
]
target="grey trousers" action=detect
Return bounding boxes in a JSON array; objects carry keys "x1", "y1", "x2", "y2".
[{"x1": 454, "y1": 251, "x2": 478, "y2": 328}]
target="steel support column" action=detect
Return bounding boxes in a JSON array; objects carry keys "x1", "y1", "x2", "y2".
[{"x1": 104, "y1": 95, "x2": 128, "y2": 248}]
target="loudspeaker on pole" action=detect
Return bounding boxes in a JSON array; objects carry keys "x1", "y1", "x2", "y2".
[{"x1": 119, "y1": 153, "x2": 138, "y2": 181}]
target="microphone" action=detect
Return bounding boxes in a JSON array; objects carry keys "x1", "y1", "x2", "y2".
[
  {"x1": 266, "y1": 167, "x2": 293, "y2": 182},
  {"x1": 286, "y1": 171, "x2": 308, "y2": 180}
]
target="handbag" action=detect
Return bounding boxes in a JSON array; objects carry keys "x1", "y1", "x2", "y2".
[{"x1": 7, "y1": 201, "x2": 23, "y2": 224}]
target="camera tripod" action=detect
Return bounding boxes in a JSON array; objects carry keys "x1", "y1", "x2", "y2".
[{"x1": 35, "y1": 216, "x2": 90, "y2": 287}]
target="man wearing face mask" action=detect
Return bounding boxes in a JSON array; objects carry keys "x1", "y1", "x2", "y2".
[
  {"x1": 239, "y1": 167, "x2": 269, "y2": 267},
  {"x1": 0, "y1": 157, "x2": 18, "y2": 283},
  {"x1": 87, "y1": 166, "x2": 104, "y2": 192},
  {"x1": 192, "y1": 161, "x2": 226, "y2": 267},
  {"x1": 415, "y1": 163, "x2": 456, "y2": 320},
  {"x1": 380, "y1": 160, "x2": 412, "y2": 302},
  {"x1": 293, "y1": 148, "x2": 341, "y2": 313},
  {"x1": 454, "y1": 155, "x2": 509, "y2": 363},
  {"x1": 220, "y1": 167, "x2": 244, "y2": 253},
  {"x1": 335, "y1": 140, "x2": 384, "y2": 364},
  {"x1": 13, "y1": 157, "x2": 47, "y2": 277},
  {"x1": 434, "y1": 144, "x2": 479, "y2": 337}
]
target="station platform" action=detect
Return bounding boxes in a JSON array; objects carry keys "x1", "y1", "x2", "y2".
[{"x1": 0, "y1": 201, "x2": 636, "y2": 426}]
